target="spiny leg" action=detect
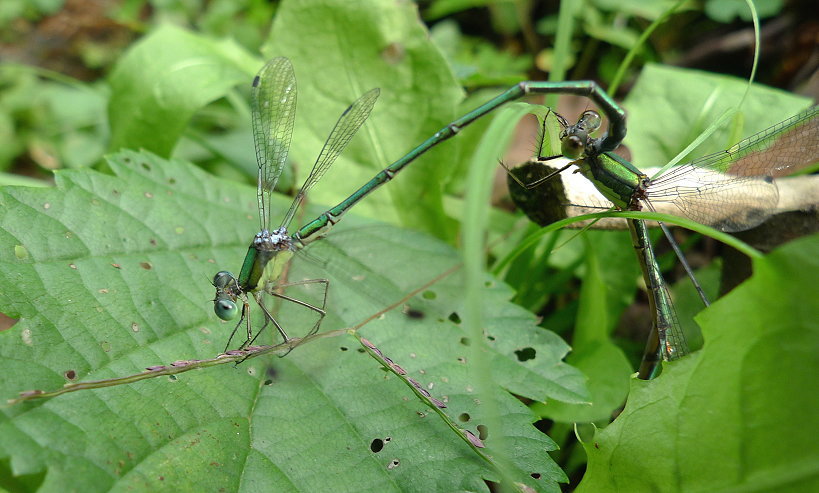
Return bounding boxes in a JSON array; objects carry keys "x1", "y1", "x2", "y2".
[
  {"x1": 504, "y1": 157, "x2": 577, "y2": 190},
  {"x1": 235, "y1": 278, "x2": 331, "y2": 355},
  {"x1": 243, "y1": 295, "x2": 295, "y2": 358},
  {"x1": 265, "y1": 278, "x2": 330, "y2": 338},
  {"x1": 644, "y1": 201, "x2": 711, "y2": 307},
  {"x1": 245, "y1": 292, "x2": 290, "y2": 347},
  {"x1": 502, "y1": 109, "x2": 577, "y2": 190},
  {"x1": 223, "y1": 300, "x2": 251, "y2": 353}
]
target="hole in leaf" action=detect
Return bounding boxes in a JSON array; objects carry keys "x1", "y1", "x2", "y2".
[
  {"x1": 357, "y1": 348, "x2": 365, "y2": 353},
  {"x1": 168, "y1": 177, "x2": 177, "y2": 185},
  {"x1": 263, "y1": 379, "x2": 274, "y2": 386},
  {"x1": 486, "y1": 335, "x2": 495, "y2": 341},
  {"x1": 514, "y1": 347, "x2": 536, "y2": 361},
  {"x1": 370, "y1": 438, "x2": 384, "y2": 453},
  {"x1": 141, "y1": 162, "x2": 151, "y2": 171},
  {"x1": 477, "y1": 424, "x2": 488, "y2": 440},
  {"x1": 405, "y1": 307, "x2": 424, "y2": 319},
  {"x1": 531, "y1": 473, "x2": 541, "y2": 480},
  {"x1": 448, "y1": 312, "x2": 461, "y2": 324},
  {"x1": 387, "y1": 459, "x2": 400, "y2": 469},
  {"x1": 340, "y1": 346, "x2": 348, "y2": 351},
  {"x1": 64, "y1": 370, "x2": 76, "y2": 380},
  {"x1": 459, "y1": 337, "x2": 470, "y2": 346},
  {"x1": 140, "y1": 262, "x2": 152, "y2": 270},
  {"x1": 458, "y1": 413, "x2": 470, "y2": 422}
]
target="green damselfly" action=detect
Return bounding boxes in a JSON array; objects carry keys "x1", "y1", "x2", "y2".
[
  {"x1": 212, "y1": 57, "x2": 378, "y2": 351},
  {"x1": 509, "y1": 105, "x2": 819, "y2": 378}
]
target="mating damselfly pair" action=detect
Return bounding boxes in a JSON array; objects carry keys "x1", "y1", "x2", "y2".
[
  {"x1": 508, "y1": 105, "x2": 818, "y2": 377},
  {"x1": 214, "y1": 56, "x2": 818, "y2": 378}
]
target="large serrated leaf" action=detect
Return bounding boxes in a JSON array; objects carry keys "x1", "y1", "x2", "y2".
[
  {"x1": 577, "y1": 234, "x2": 819, "y2": 492},
  {"x1": 0, "y1": 150, "x2": 587, "y2": 491}
]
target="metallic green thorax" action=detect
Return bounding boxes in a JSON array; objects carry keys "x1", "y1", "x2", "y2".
[
  {"x1": 237, "y1": 246, "x2": 260, "y2": 290},
  {"x1": 237, "y1": 240, "x2": 296, "y2": 293},
  {"x1": 576, "y1": 151, "x2": 645, "y2": 210}
]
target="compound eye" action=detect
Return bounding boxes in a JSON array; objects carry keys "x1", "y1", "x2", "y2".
[
  {"x1": 578, "y1": 110, "x2": 602, "y2": 133},
  {"x1": 215, "y1": 299, "x2": 239, "y2": 321},
  {"x1": 561, "y1": 135, "x2": 585, "y2": 159},
  {"x1": 213, "y1": 271, "x2": 234, "y2": 288}
]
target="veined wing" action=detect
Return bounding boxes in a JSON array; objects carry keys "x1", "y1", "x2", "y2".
[
  {"x1": 279, "y1": 87, "x2": 380, "y2": 229},
  {"x1": 645, "y1": 106, "x2": 819, "y2": 232},
  {"x1": 252, "y1": 57, "x2": 298, "y2": 232}
]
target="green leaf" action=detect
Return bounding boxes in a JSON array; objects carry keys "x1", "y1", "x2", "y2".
[
  {"x1": 624, "y1": 64, "x2": 814, "y2": 169},
  {"x1": 0, "y1": 150, "x2": 587, "y2": 491},
  {"x1": 265, "y1": 0, "x2": 464, "y2": 240},
  {"x1": 425, "y1": 0, "x2": 495, "y2": 21},
  {"x1": 107, "y1": 24, "x2": 259, "y2": 156},
  {"x1": 705, "y1": 0, "x2": 783, "y2": 22},
  {"x1": 0, "y1": 65, "x2": 109, "y2": 172},
  {"x1": 592, "y1": 0, "x2": 690, "y2": 19},
  {"x1": 577, "y1": 234, "x2": 819, "y2": 492},
  {"x1": 540, "y1": 233, "x2": 635, "y2": 423}
]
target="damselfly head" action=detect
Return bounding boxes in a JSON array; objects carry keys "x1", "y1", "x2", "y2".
[
  {"x1": 212, "y1": 271, "x2": 240, "y2": 321},
  {"x1": 559, "y1": 110, "x2": 602, "y2": 159}
]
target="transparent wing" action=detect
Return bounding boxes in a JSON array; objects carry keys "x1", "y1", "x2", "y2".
[
  {"x1": 252, "y1": 57, "x2": 298, "y2": 232},
  {"x1": 645, "y1": 106, "x2": 819, "y2": 232},
  {"x1": 279, "y1": 87, "x2": 380, "y2": 229}
]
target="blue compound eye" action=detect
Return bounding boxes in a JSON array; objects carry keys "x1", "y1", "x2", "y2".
[{"x1": 215, "y1": 299, "x2": 239, "y2": 321}]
